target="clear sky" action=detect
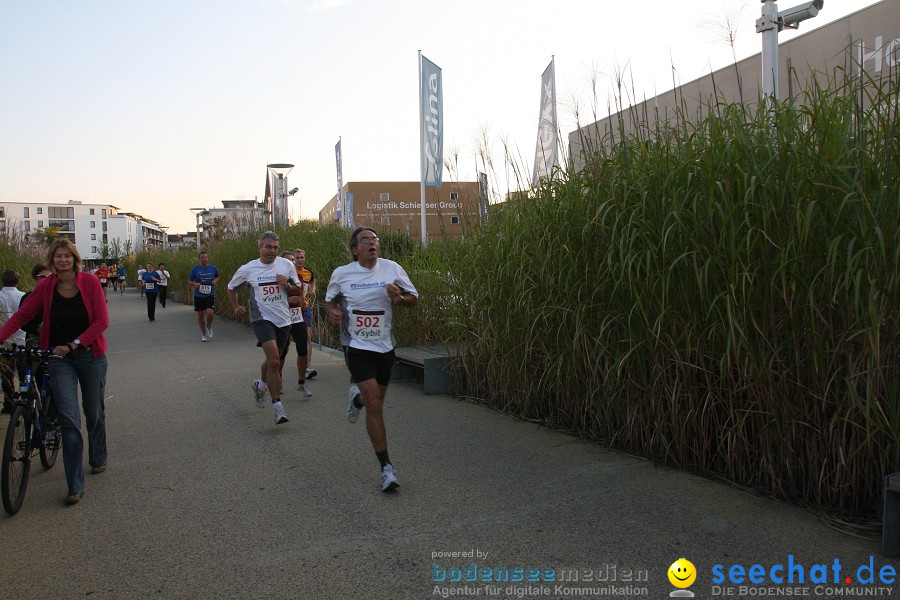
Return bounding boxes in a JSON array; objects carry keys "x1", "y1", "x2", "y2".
[{"x1": 0, "y1": 0, "x2": 880, "y2": 234}]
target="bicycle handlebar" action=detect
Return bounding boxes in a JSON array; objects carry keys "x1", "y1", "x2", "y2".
[{"x1": 0, "y1": 346, "x2": 54, "y2": 360}]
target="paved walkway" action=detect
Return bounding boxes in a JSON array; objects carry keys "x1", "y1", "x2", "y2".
[{"x1": 0, "y1": 286, "x2": 896, "y2": 599}]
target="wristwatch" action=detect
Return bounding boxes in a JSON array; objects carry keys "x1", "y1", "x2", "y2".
[{"x1": 69, "y1": 339, "x2": 81, "y2": 351}]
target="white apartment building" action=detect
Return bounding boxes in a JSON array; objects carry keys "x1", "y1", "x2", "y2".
[{"x1": 0, "y1": 200, "x2": 168, "y2": 262}]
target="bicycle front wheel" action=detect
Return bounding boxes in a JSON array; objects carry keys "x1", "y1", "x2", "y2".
[{"x1": 2, "y1": 405, "x2": 33, "y2": 515}]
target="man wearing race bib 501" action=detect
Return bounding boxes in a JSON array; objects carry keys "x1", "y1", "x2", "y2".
[
  {"x1": 188, "y1": 251, "x2": 220, "y2": 343},
  {"x1": 227, "y1": 232, "x2": 303, "y2": 425},
  {"x1": 325, "y1": 226, "x2": 418, "y2": 492}
]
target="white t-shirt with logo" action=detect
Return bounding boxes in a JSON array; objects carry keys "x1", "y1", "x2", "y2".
[
  {"x1": 325, "y1": 258, "x2": 418, "y2": 353},
  {"x1": 227, "y1": 257, "x2": 300, "y2": 327}
]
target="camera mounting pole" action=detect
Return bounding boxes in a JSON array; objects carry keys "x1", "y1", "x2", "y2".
[{"x1": 756, "y1": 0, "x2": 824, "y2": 99}]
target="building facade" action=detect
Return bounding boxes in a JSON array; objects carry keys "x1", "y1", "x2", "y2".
[
  {"x1": 318, "y1": 182, "x2": 483, "y2": 241},
  {"x1": 0, "y1": 200, "x2": 170, "y2": 262},
  {"x1": 569, "y1": 0, "x2": 900, "y2": 167},
  {"x1": 194, "y1": 199, "x2": 269, "y2": 244}
]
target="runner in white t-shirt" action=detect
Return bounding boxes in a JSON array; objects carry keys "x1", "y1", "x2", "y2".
[
  {"x1": 325, "y1": 226, "x2": 418, "y2": 492},
  {"x1": 227, "y1": 231, "x2": 302, "y2": 425}
]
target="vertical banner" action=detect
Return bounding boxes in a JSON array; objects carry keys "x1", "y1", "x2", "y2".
[
  {"x1": 335, "y1": 137, "x2": 344, "y2": 226},
  {"x1": 420, "y1": 54, "x2": 443, "y2": 188},
  {"x1": 478, "y1": 172, "x2": 489, "y2": 225},
  {"x1": 531, "y1": 57, "x2": 558, "y2": 187},
  {"x1": 345, "y1": 192, "x2": 354, "y2": 230}
]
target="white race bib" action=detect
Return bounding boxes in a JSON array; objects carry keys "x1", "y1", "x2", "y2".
[
  {"x1": 199, "y1": 284, "x2": 212, "y2": 295},
  {"x1": 99, "y1": 278, "x2": 107, "y2": 284},
  {"x1": 290, "y1": 307, "x2": 304, "y2": 324},
  {"x1": 350, "y1": 310, "x2": 386, "y2": 341},
  {"x1": 144, "y1": 282, "x2": 155, "y2": 291},
  {"x1": 260, "y1": 283, "x2": 283, "y2": 304}
]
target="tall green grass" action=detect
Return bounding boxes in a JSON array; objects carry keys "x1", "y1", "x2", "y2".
[{"x1": 445, "y1": 71, "x2": 898, "y2": 521}]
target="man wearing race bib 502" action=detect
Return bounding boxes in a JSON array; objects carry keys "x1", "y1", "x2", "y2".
[
  {"x1": 325, "y1": 226, "x2": 418, "y2": 492},
  {"x1": 228, "y1": 232, "x2": 303, "y2": 425},
  {"x1": 188, "y1": 251, "x2": 220, "y2": 343}
]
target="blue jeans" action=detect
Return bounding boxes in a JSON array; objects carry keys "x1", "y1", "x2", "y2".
[{"x1": 48, "y1": 349, "x2": 108, "y2": 495}]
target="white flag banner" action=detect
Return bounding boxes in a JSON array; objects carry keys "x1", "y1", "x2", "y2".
[
  {"x1": 532, "y1": 59, "x2": 558, "y2": 187},
  {"x1": 335, "y1": 138, "x2": 344, "y2": 226},
  {"x1": 420, "y1": 54, "x2": 443, "y2": 189}
]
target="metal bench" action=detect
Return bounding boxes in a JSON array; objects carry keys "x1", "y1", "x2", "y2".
[{"x1": 392, "y1": 345, "x2": 456, "y2": 395}]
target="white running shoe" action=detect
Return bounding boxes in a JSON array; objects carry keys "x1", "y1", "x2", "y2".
[
  {"x1": 305, "y1": 368, "x2": 317, "y2": 379},
  {"x1": 206, "y1": 327, "x2": 213, "y2": 339},
  {"x1": 201, "y1": 334, "x2": 208, "y2": 342},
  {"x1": 251, "y1": 380, "x2": 266, "y2": 409},
  {"x1": 273, "y1": 401, "x2": 289, "y2": 424},
  {"x1": 346, "y1": 385, "x2": 361, "y2": 424},
  {"x1": 381, "y1": 464, "x2": 399, "y2": 492},
  {"x1": 295, "y1": 382, "x2": 313, "y2": 398}
]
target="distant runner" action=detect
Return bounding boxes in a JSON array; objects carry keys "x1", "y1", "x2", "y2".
[
  {"x1": 294, "y1": 248, "x2": 317, "y2": 380},
  {"x1": 188, "y1": 251, "x2": 220, "y2": 342}
]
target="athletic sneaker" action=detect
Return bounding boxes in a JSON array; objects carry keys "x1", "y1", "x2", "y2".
[
  {"x1": 273, "y1": 401, "x2": 289, "y2": 424},
  {"x1": 296, "y1": 382, "x2": 313, "y2": 398},
  {"x1": 201, "y1": 334, "x2": 208, "y2": 342},
  {"x1": 251, "y1": 380, "x2": 266, "y2": 409},
  {"x1": 206, "y1": 327, "x2": 213, "y2": 340},
  {"x1": 305, "y1": 368, "x2": 317, "y2": 379},
  {"x1": 381, "y1": 464, "x2": 399, "y2": 492},
  {"x1": 346, "y1": 385, "x2": 361, "y2": 424}
]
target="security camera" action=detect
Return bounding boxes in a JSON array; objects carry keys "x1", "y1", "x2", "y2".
[
  {"x1": 288, "y1": 187, "x2": 299, "y2": 195},
  {"x1": 778, "y1": 0, "x2": 823, "y2": 29}
]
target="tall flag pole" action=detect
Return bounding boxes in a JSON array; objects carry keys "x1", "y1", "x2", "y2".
[
  {"x1": 532, "y1": 56, "x2": 559, "y2": 187},
  {"x1": 335, "y1": 137, "x2": 344, "y2": 227},
  {"x1": 419, "y1": 51, "x2": 443, "y2": 246}
]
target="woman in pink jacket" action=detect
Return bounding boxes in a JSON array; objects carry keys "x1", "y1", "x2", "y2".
[{"x1": 0, "y1": 239, "x2": 109, "y2": 506}]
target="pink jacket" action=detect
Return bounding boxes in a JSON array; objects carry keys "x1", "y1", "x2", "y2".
[{"x1": 0, "y1": 271, "x2": 108, "y2": 357}]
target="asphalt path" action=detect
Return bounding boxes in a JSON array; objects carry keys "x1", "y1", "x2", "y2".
[{"x1": 0, "y1": 285, "x2": 896, "y2": 599}]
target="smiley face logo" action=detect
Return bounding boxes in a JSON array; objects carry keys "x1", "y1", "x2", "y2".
[{"x1": 668, "y1": 558, "x2": 697, "y2": 588}]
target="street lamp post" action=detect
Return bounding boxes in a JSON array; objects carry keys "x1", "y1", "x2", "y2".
[{"x1": 189, "y1": 208, "x2": 207, "y2": 254}]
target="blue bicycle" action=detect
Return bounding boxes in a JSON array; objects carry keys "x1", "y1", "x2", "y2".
[{"x1": 1, "y1": 347, "x2": 60, "y2": 515}]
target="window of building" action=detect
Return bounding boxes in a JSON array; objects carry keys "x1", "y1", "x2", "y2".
[
  {"x1": 92, "y1": 246, "x2": 98, "y2": 254},
  {"x1": 451, "y1": 216, "x2": 460, "y2": 225},
  {"x1": 450, "y1": 192, "x2": 459, "y2": 201},
  {"x1": 23, "y1": 207, "x2": 29, "y2": 218},
  {"x1": 380, "y1": 192, "x2": 390, "y2": 202},
  {"x1": 0, "y1": 208, "x2": 4, "y2": 218},
  {"x1": 90, "y1": 208, "x2": 95, "y2": 215},
  {"x1": 91, "y1": 234, "x2": 96, "y2": 241},
  {"x1": 101, "y1": 222, "x2": 107, "y2": 232},
  {"x1": 36, "y1": 207, "x2": 42, "y2": 215},
  {"x1": 102, "y1": 209, "x2": 107, "y2": 219},
  {"x1": 37, "y1": 220, "x2": 43, "y2": 228},
  {"x1": 90, "y1": 221, "x2": 95, "y2": 228},
  {"x1": 25, "y1": 221, "x2": 30, "y2": 232},
  {"x1": 49, "y1": 207, "x2": 74, "y2": 219},
  {"x1": 49, "y1": 220, "x2": 74, "y2": 231}
]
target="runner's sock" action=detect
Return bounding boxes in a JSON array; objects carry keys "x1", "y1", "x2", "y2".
[{"x1": 376, "y1": 450, "x2": 390, "y2": 470}]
